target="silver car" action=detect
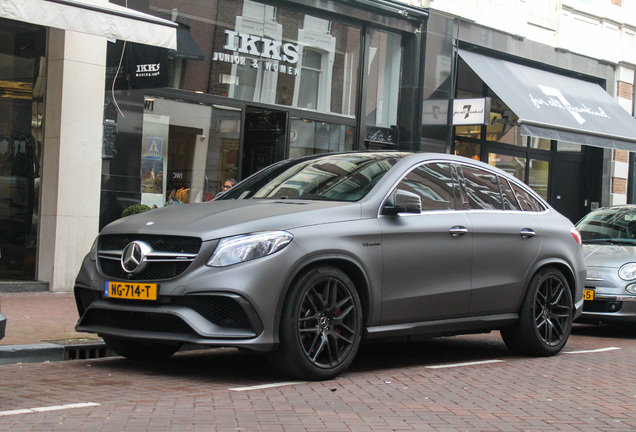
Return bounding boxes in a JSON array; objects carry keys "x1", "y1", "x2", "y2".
[
  {"x1": 576, "y1": 205, "x2": 636, "y2": 323},
  {"x1": 74, "y1": 152, "x2": 586, "y2": 380}
]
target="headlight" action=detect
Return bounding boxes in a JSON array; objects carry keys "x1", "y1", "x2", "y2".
[
  {"x1": 618, "y1": 263, "x2": 636, "y2": 281},
  {"x1": 207, "y1": 231, "x2": 293, "y2": 267},
  {"x1": 89, "y1": 237, "x2": 98, "y2": 261}
]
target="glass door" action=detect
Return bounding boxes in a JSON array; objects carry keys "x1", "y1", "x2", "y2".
[{"x1": 241, "y1": 106, "x2": 288, "y2": 179}]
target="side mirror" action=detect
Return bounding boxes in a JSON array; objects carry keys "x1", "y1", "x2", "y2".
[{"x1": 383, "y1": 189, "x2": 422, "y2": 215}]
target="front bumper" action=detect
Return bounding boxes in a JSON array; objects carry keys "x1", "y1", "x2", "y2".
[
  {"x1": 577, "y1": 267, "x2": 636, "y2": 323},
  {"x1": 578, "y1": 292, "x2": 636, "y2": 323},
  {"x1": 74, "y1": 237, "x2": 304, "y2": 352}
]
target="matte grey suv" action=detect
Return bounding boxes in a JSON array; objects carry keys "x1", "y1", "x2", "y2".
[{"x1": 74, "y1": 152, "x2": 586, "y2": 380}]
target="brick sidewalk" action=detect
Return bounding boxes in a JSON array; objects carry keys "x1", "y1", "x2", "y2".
[{"x1": 0, "y1": 292, "x2": 100, "y2": 346}]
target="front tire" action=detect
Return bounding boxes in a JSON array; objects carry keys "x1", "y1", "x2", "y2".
[
  {"x1": 501, "y1": 266, "x2": 573, "y2": 356},
  {"x1": 102, "y1": 335, "x2": 182, "y2": 361},
  {"x1": 269, "y1": 266, "x2": 363, "y2": 380}
]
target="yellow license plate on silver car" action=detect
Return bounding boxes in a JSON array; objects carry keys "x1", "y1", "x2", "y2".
[{"x1": 105, "y1": 281, "x2": 158, "y2": 300}]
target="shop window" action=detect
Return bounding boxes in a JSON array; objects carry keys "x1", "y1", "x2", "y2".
[
  {"x1": 364, "y1": 29, "x2": 402, "y2": 147},
  {"x1": 293, "y1": 16, "x2": 336, "y2": 112},
  {"x1": 454, "y1": 140, "x2": 481, "y2": 160},
  {"x1": 297, "y1": 48, "x2": 323, "y2": 110},
  {"x1": 140, "y1": 99, "x2": 241, "y2": 207},
  {"x1": 207, "y1": 0, "x2": 360, "y2": 116},
  {"x1": 529, "y1": 136, "x2": 552, "y2": 150},
  {"x1": 487, "y1": 92, "x2": 522, "y2": 145},
  {"x1": 455, "y1": 125, "x2": 482, "y2": 140},
  {"x1": 289, "y1": 117, "x2": 354, "y2": 158},
  {"x1": 0, "y1": 20, "x2": 46, "y2": 280},
  {"x1": 529, "y1": 158, "x2": 550, "y2": 200},
  {"x1": 488, "y1": 152, "x2": 526, "y2": 184}
]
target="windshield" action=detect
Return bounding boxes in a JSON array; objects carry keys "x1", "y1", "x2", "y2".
[
  {"x1": 217, "y1": 153, "x2": 408, "y2": 202},
  {"x1": 577, "y1": 208, "x2": 636, "y2": 245}
]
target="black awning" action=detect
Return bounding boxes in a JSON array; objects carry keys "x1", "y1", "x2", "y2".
[
  {"x1": 458, "y1": 49, "x2": 636, "y2": 151},
  {"x1": 173, "y1": 27, "x2": 204, "y2": 61}
]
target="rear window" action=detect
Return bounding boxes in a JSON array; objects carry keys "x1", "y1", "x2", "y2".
[{"x1": 510, "y1": 182, "x2": 546, "y2": 212}]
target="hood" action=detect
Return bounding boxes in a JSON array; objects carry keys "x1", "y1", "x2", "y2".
[
  {"x1": 583, "y1": 243, "x2": 636, "y2": 268},
  {"x1": 100, "y1": 199, "x2": 361, "y2": 241}
]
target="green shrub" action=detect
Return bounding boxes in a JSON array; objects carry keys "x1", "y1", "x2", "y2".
[{"x1": 121, "y1": 204, "x2": 151, "y2": 217}]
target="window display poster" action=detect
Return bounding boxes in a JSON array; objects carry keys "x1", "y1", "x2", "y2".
[{"x1": 141, "y1": 157, "x2": 164, "y2": 194}]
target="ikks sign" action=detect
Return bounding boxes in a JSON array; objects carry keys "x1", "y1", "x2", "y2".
[
  {"x1": 213, "y1": 30, "x2": 300, "y2": 76},
  {"x1": 422, "y1": 98, "x2": 491, "y2": 126},
  {"x1": 128, "y1": 44, "x2": 169, "y2": 89}
]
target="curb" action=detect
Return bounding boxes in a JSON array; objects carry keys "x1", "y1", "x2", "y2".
[{"x1": 0, "y1": 341, "x2": 112, "y2": 365}]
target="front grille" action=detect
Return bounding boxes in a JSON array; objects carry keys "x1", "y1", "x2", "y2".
[
  {"x1": 100, "y1": 235, "x2": 201, "y2": 254},
  {"x1": 173, "y1": 296, "x2": 253, "y2": 330},
  {"x1": 82, "y1": 309, "x2": 196, "y2": 335},
  {"x1": 100, "y1": 259, "x2": 192, "y2": 281},
  {"x1": 98, "y1": 234, "x2": 202, "y2": 281}
]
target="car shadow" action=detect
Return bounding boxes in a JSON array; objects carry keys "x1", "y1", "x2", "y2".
[
  {"x1": 86, "y1": 333, "x2": 516, "y2": 384},
  {"x1": 349, "y1": 334, "x2": 514, "y2": 374},
  {"x1": 571, "y1": 322, "x2": 636, "y2": 339}
]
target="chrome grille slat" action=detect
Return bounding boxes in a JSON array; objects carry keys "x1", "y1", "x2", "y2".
[{"x1": 98, "y1": 234, "x2": 202, "y2": 281}]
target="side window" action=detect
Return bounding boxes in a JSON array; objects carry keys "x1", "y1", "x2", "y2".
[
  {"x1": 460, "y1": 165, "x2": 503, "y2": 210},
  {"x1": 510, "y1": 182, "x2": 546, "y2": 212},
  {"x1": 499, "y1": 177, "x2": 521, "y2": 210},
  {"x1": 396, "y1": 162, "x2": 455, "y2": 211}
]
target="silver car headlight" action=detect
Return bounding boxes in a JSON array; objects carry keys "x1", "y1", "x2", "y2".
[
  {"x1": 618, "y1": 262, "x2": 636, "y2": 281},
  {"x1": 207, "y1": 231, "x2": 293, "y2": 267},
  {"x1": 89, "y1": 237, "x2": 98, "y2": 262}
]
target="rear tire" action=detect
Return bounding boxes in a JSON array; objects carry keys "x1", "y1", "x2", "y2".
[
  {"x1": 102, "y1": 335, "x2": 181, "y2": 361},
  {"x1": 268, "y1": 266, "x2": 363, "y2": 380},
  {"x1": 501, "y1": 266, "x2": 573, "y2": 356}
]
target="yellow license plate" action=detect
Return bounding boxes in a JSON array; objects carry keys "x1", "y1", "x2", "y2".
[
  {"x1": 105, "y1": 281, "x2": 158, "y2": 300},
  {"x1": 584, "y1": 289, "x2": 595, "y2": 301}
]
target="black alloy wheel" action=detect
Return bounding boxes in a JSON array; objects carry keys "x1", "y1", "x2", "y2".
[
  {"x1": 269, "y1": 266, "x2": 363, "y2": 380},
  {"x1": 501, "y1": 266, "x2": 573, "y2": 356},
  {"x1": 534, "y1": 272, "x2": 572, "y2": 347}
]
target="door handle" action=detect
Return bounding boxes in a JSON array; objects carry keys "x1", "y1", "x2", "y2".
[
  {"x1": 520, "y1": 228, "x2": 536, "y2": 238},
  {"x1": 449, "y1": 226, "x2": 468, "y2": 236}
]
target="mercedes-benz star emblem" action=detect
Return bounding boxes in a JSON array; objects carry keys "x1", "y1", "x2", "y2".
[{"x1": 121, "y1": 241, "x2": 151, "y2": 274}]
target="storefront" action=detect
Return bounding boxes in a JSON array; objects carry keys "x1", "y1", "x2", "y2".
[
  {"x1": 421, "y1": 13, "x2": 636, "y2": 224},
  {"x1": 0, "y1": 20, "x2": 46, "y2": 281},
  {"x1": 0, "y1": 0, "x2": 176, "y2": 286},
  {"x1": 100, "y1": 0, "x2": 428, "y2": 229}
]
